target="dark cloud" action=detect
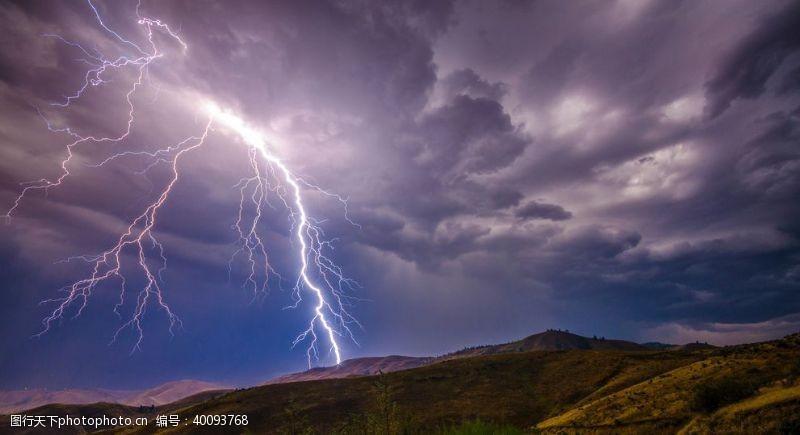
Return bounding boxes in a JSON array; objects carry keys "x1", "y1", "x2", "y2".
[
  {"x1": 0, "y1": 0, "x2": 799, "y2": 390},
  {"x1": 554, "y1": 225, "x2": 641, "y2": 259},
  {"x1": 414, "y1": 94, "x2": 528, "y2": 175},
  {"x1": 523, "y1": 39, "x2": 582, "y2": 105},
  {"x1": 515, "y1": 200, "x2": 572, "y2": 221},
  {"x1": 777, "y1": 64, "x2": 800, "y2": 95},
  {"x1": 704, "y1": 1, "x2": 800, "y2": 118},
  {"x1": 736, "y1": 109, "x2": 800, "y2": 199},
  {"x1": 438, "y1": 68, "x2": 508, "y2": 101}
]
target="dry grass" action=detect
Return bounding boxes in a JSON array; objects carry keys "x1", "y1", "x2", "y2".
[{"x1": 537, "y1": 338, "x2": 800, "y2": 435}]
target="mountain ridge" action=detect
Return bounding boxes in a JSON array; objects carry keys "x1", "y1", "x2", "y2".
[
  {"x1": 0, "y1": 330, "x2": 723, "y2": 414},
  {"x1": 0, "y1": 379, "x2": 228, "y2": 414},
  {"x1": 262, "y1": 329, "x2": 653, "y2": 385},
  {"x1": 2, "y1": 331, "x2": 798, "y2": 434}
]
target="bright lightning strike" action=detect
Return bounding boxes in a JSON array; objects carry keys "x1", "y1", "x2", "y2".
[
  {"x1": 3, "y1": 0, "x2": 359, "y2": 365},
  {"x1": 206, "y1": 102, "x2": 363, "y2": 365}
]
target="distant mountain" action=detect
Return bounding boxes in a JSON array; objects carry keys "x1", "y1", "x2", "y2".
[
  {"x1": 442, "y1": 330, "x2": 647, "y2": 359},
  {"x1": 264, "y1": 330, "x2": 648, "y2": 385},
  {"x1": 642, "y1": 341, "x2": 677, "y2": 349},
  {"x1": 266, "y1": 355, "x2": 430, "y2": 384},
  {"x1": 0, "y1": 389, "x2": 130, "y2": 415},
  {"x1": 6, "y1": 331, "x2": 796, "y2": 434},
  {"x1": 0, "y1": 330, "x2": 717, "y2": 413},
  {"x1": 0, "y1": 380, "x2": 228, "y2": 414},
  {"x1": 674, "y1": 341, "x2": 717, "y2": 350},
  {"x1": 642, "y1": 341, "x2": 718, "y2": 351},
  {"x1": 55, "y1": 331, "x2": 795, "y2": 434},
  {"x1": 122, "y1": 380, "x2": 228, "y2": 406}
]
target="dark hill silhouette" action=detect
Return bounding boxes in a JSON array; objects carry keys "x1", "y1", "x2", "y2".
[
  {"x1": 264, "y1": 355, "x2": 430, "y2": 384},
  {"x1": 0, "y1": 330, "x2": 726, "y2": 414},
  {"x1": 642, "y1": 341, "x2": 677, "y2": 349},
  {"x1": 517, "y1": 330, "x2": 646, "y2": 351},
  {"x1": 440, "y1": 329, "x2": 647, "y2": 360},
  {"x1": 4, "y1": 331, "x2": 799, "y2": 434},
  {"x1": 22, "y1": 332, "x2": 793, "y2": 434},
  {"x1": 264, "y1": 330, "x2": 648, "y2": 385},
  {"x1": 675, "y1": 341, "x2": 717, "y2": 350},
  {"x1": 0, "y1": 380, "x2": 227, "y2": 414}
]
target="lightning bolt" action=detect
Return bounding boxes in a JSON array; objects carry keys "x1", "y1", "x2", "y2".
[
  {"x1": 207, "y1": 103, "x2": 362, "y2": 365},
  {"x1": 3, "y1": 0, "x2": 359, "y2": 365}
]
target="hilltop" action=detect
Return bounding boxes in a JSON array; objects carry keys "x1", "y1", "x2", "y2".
[
  {"x1": 263, "y1": 329, "x2": 647, "y2": 385},
  {"x1": 441, "y1": 329, "x2": 646, "y2": 359},
  {"x1": 265, "y1": 355, "x2": 430, "y2": 384}
]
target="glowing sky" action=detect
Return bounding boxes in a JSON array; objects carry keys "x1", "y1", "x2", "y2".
[{"x1": 1, "y1": 0, "x2": 799, "y2": 389}]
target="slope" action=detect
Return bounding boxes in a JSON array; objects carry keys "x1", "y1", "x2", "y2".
[
  {"x1": 537, "y1": 334, "x2": 800, "y2": 434},
  {"x1": 114, "y1": 349, "x2": 702, "y2": 434},
  {"x1": 265, "y1": 356, "x2": 430, "y2": 384}
]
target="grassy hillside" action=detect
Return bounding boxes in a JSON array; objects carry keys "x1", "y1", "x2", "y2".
[
  {"x1": 0, "y1": 390, "x2": 227, "y2": 435},
  {"x1": 439, "y1": 330, "x2": 647, "y2": 361},
  {"x1": 0, "y1": 380, "x2": 228, "y2": 415},
  {"x1": 104, "y1": 349, "x2": 701, "y2": 434},
  {"x1": 4, "y1": 333, "x2": 798, "y2": 434},
  {"x1": 127, "y1": 333, "x2": 799, "y2": 434},
  {"x1": 261, "y1": 330, "x2": 646, "y2": 387},
  {"x1": 265, "y1": 356, "x2": 431, "y2": 384},
  {"x1": 538, "y1": 334, "x2": 800, "y2": 434}
]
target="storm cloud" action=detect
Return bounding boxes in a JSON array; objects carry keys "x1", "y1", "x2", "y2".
[
  {"x1": 515, "y1": 200, "x2": 572, "y2": 221},
  {"x1": 0, "y1": 0, "x2": 798, "y2": 389}
]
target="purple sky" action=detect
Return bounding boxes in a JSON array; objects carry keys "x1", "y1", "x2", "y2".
[{"x1": 1, "y1": 0, "x2": 799, "y2": 390}]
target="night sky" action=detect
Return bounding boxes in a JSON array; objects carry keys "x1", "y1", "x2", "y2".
[{"x1": 1, "y1": 0, "x2": 799, "y2": 390}]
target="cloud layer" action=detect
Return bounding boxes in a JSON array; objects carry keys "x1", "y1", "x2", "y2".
[{"x1": 0, "y1": 0, "x2": 798, "y2": 389}]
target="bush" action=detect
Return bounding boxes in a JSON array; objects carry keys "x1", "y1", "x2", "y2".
[{"x1": 690, "y1": 378, "x2": 757, "y2": 413}]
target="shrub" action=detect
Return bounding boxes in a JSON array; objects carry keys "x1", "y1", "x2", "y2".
[{"x1": 689, "y1": 378, "x2": 757, "y2": 413}]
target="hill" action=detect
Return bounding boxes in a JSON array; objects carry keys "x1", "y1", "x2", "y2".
[
  {"x1": 0, "y1": 389, "x2": 132, "y2": 415},
  {"x1": 4, "y1": 332, "x2": 798, "y2": 434},
  {"x1": 441, "y1": 330, "x2": 647, "y2": 360},
  {"x1": 263, "y1": 330, "x2": 648, "y2": 386},
  {"x1": 265, "y1": 355, "x2": 430, "y2": 384},
  {"x1": 0, "y1": 380, "x2": 228, "y2": 415},
  {"x1": 110, "y1": 349, "x2": 713, "y2": 434},
  {"x1": 0, "y1": 389, "x2": 229, "y2": 435},
  {"x1": 537, "y1": 334, "x2": 800, "y2": 434},
  {"x1": 122, "y1": 381, "x2": 228, "y2": 407},
  {"x1": 120, "y1": 333, "x2": 800, "y2": 433}
]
